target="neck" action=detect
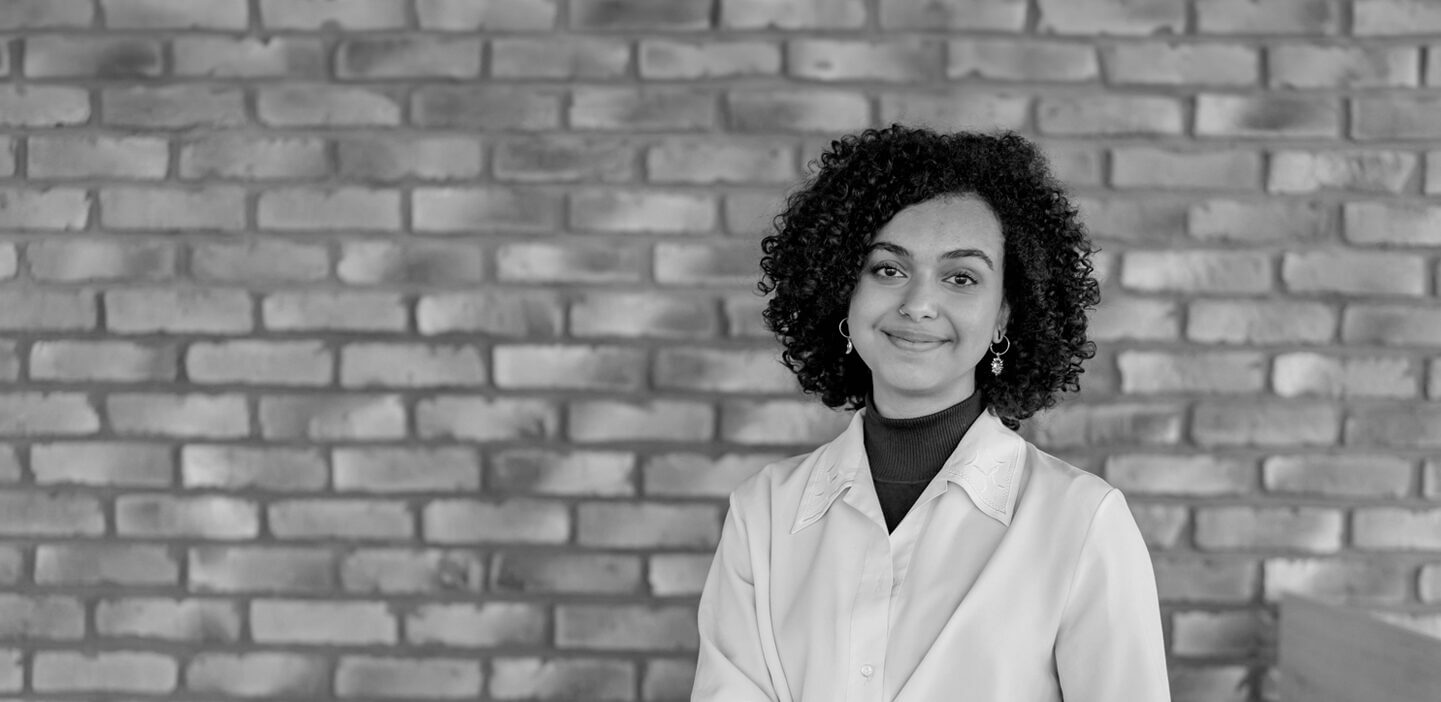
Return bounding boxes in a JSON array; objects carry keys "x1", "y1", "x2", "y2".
[{"x1": 871, "y1": 385, "x2": 976, "y2": 420}]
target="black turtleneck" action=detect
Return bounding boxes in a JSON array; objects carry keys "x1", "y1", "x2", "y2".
[{"x1": 863, "y1": 391, "x2": 985, "y2": 533}]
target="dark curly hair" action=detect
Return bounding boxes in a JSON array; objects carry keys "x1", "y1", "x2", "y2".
[{"x1": 758, "y1": 125, "x2": 1099, "y2": 429}]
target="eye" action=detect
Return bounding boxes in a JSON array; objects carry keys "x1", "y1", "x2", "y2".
[
  {"x1": 870, "y1": 263, "x2": 905, "y2": 279},
  {"x1": 946, "y1": 272, "x2": 978, "y2": 286}
]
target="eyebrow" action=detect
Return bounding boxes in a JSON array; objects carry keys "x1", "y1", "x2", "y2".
[{"x1": 866, "y1": 241, "x2": 995, "y2": 270}]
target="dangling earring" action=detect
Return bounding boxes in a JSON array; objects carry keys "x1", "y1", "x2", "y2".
[
  {"x1": 989, "y1": 333, "x2": 1010, "y2": 376},
  {"x1": 838, "y1": 319, "x2": 853, "y2": 355}
]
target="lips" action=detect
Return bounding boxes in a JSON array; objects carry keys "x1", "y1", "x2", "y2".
[{"x1": 883, "y1": 330, "x2": 950, "y2": 349}]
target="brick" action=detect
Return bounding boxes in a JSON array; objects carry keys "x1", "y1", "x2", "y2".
[
  {"x1": 1283, "y1": 250, "x2": 1425, "y2": 296},
  {"x1": 259, "y1": 394, "x2": 406, "y2": 440},
  {"x1": 341, "y1": 548, "x2": 484, "y2": 593},
  {"x1": 640, "y1": 39, "x2": 780, "y2": 78},
  {"x1": 1171, "y1": 611, "x2": 1266, "y2": 657},
  {"x1": 571, "y1": 292, "x2": 718, "y2": 339},
  {"x1": 187, "y1": 653, "x2": 328, "y2": 697},
  {"x1": 1123, "y1": 503, "x2": 1186, "y2": 548},
  {"x1": 0, "y1": 393, "x2": 100, "y2": 435},
  {"x1": 258, "y1": 0, "x2": 404, "y2": 28},
  {"x1": 1037, "y1": 0, "x2": 1184, "y2": 34},
  {"x1": 336, "y1": 657, "x2": 482, "y2": 698},
  {"x1": 103, "y1": 85, "x2": 245, "y2": 127},
  {"x1": 0, "y1": 492, "x2": 102, "y2": 535},
  {"x1": 578, "y1": 503, "x2": 719, "y2": 549},
  {"x1": 1074, "y1": 197, "x2": 1185, "y2": 242},
  {"x1": 654, "y1": 242, "x2": 756, "y2": 286},
  {"x1": 493, "y1": 345, "x2": 640, "y2": 391},
  {"x1": 106, "y1": 289, "x2": 251, "y2": 334},
  {"x1": 334, "y1": 447, "x2": 478, "y2": 493},
  {"x1": 338, "y1": 136, "x2": 481, "y2": 182},
  {"x1": 1104, "y1": 43, "x2": 1257, "y2": 85},
  {"x1": 337, "y1": 38, "x2": 479, "y2": 80},
  {"x1": 1354, "y1": 508, "x2": 1441, "y2": 549},
  {"x1": 1345, "y1": 202, "x2": 1441, "y2": 246},
  {"x1": 269, "y1": 500, "x2": 412, "y2": 540},
  {"x1": 189, "y1": 546, "x2": 334, "y2": 592},
  {"x1": 1042, "y1": 144, "x2": 1105, "y2": 188},
  {"x1": 407, "y1": 602, "x2": 545, "y2": 646},
  {"x1": 729, "y1": 89, "x2": 870, "y2": 132},
  {"x1": 173, "y1": 36, "x2": 324, "y2": 78},
  {"x1": 29, "y1": 239, "x2": 175, "y2": 282},
  {"x1": 188, "y1": 341, "x2": 331, "y2": 386},
  {"x1": 1342, "y1": 304, "x2": 1441, "y2": 346},
  {"x1": 1168, "y1": 666, "x2": 1252, "y2": 702},
  {"x1": 413, "y1": 87, "x2": 562, "y2": 129},
  {"x1": 417, "y1": 0, "x2": 556, "y2": 29},
  {"x1": 29, "y1": 135, "x2": 167, "y2": 179},
  {"x1": 1429, "y1": 51, "x2": 1441, "y2": 88},
  {"x1": 103, "y1": 0, "x2": 248, "y2": 28},
  {"x1": 558, "y1": 605, "x2": 696, "y2": 650},
  {"x1": 1188, "y1": 300, "x2": 1336, "y2": 345},
  {"x1": 180, "y1": 135, "x2": 327, "y2": 179},
  {"x1": 1353, "y1": 96, "x2": 1441, "y2": 139},
  {"x1": 1196, "y1": 0, "x2": 1338, "y2": 33},
  {"x1": 97, "y1": 597, "x2": 242, "y2": 641},
  {"x1": 647, "y1": 140, "x2": 795, "y2": 185},
  {"x1": 424, "y1": 498, "x2": 567, "y2": 544},
  {"x1": 569, "y1": 400, "x2": 714, "y2": 442},
  {"x1": 1194, "y1": 402, "x2": 1340, "y2": 446},
  {"x1": 642, "y1": 453, "x2": 775, "y2": 497},
  {"x1": 263, "y1": 292, "x2": 408, "y2": 333},
  {"x1": 721, "y1": 400, "x2": 851, "y2": 445},
  {"x1": 38, "y1": 544, "x2": 177, "y2": 585},
  {"x1": 0, "y1": 595, "x2": 84, "y2": 638},
  {"x1": 32, "y1": 441, "x2": 172, "y2": 486},
  {"x1": 0, "y1": 85, "x2": 88, "y2": 126},
  {"x1": 1346, "y1": 405, "x2": 1441, "y2": 448},
  {"x1": 1189, "y1": 199, "x2": 1336, "y2": 243},
  {"x1": 30, "y1": 340, "x2": 174, "y2": 383},
  {"x1": 118, "y1": 495, "x2": 257, "y2": 539},
  {"x1": 723, "y1": 0, "x2": 865, "y2": 28},
  {"x1": 184, "y1": 446, "x2": 327, "y2": 491},
  {"x1": 1264, "y1": 454, "x2": 1412, "y2": 498},
  {"x1": 1273, "y1": 352, "x2": 1417, "y2": 399},
  {"x1": 878, "y1": 92, "x2": 1029, "y2": 131},
  {"x1": 948, "y1": 39, "x2": 1097, "y2": 81},
  {"x1": 194, "y1": 239, "x2": 330, "y2": 283},
  {"x1": 0, "y1": 341, "x2": 14, "y2": 381},
  {"x1": 1107, "y1": 455, "x2": 1253, "y2": 496},
  {"x1": 1111, "y1": 148, "x2": 1260, "y2": 190},
  {"x1": 1153, "y1": 557, "x2": 1258, "y2": 602},
  {"x1": 496, "y1": 241, "x2": 644, "y2": 283},
  {"x1": 26, "y1": 35, "x2": 160, "y2": 78},
  {"x1": 575, "y1": 0, "x2": 711, "y2": 29},
  {"x1": 258, "y1": 85, "x2": 401, "y2": 126},
  {"x1": 414, "y1": 186, "x2": 559, "y2": 233},
  {"x1": 572, "y1": 87, "x2": 716, "y2": 130},
  {"x1": 1197, "y1": 506, "x2": 1342, "y2": 552},
  {"x1": 33, "y1": 652, "x2": 176, "y2": 693},
  {"x1": 1120, "y1": 251, "x2": 1271, "y2": 293},
  {"x1": 340, "y1": 241, "x2": 484, "y2": 287},
  {"x1": 491, "y1": 552, "x2": 642, "y2": 594},
  {"x1": 787, "y1": 38, "x2": 941, "y2": 82},
  {"x1": 490, "y1": 658, "x2": 634, "y2": 700},
  {"x1": 1089, "y1": 297, "x2": 1180, "y2": 341},
  {"x1": 572, "y1": 189, "x2": 716, "y2": 232},
  {"x1": 1425, "y1": 565, "x2": 1441, "y2": 602},
  {"x1": 1265, "y1": 558, "x2": 1407, "y2": 603},
  {"x1": 0, "y1": 0, "x2": 93, "y2": 28},
  {"x1": 1429, "y1": 151, "x2": 1441, "y2": 192},
  {"x1": 1030, "y1": 402, "x2": 1184, "y2": 447},
  {"x1": 0, "y1": 187, "x2": 88, "y2": 229},
  {"x1": 651, "y1": 554, "x2": 711, "y2": 596},
  {"x1": 417, "y1": 397, "x2": 559, "y2": 441},
  {"x1": 494, "y1": 136, "x2": 636, "y2": 182},
  {"x1": 101, "y1": 186, "x2": 245, "y2": 230},
  {"x1": 655, "y1": 348, "x2": 794, "y2": 393},
  {"x1": 341, "y1": 343, "x2": 485, "y2": 388},
  {"x1": 1197, "y1": 94, "x2": 1339, "y2": 137},
  {"x1": 0, "y1": 140, "x2": 13, "y2": 177},
  {"x1": 1269, "y1": 150, "x2": 1415, "y2": 193},
  {"x1": 1271, "y1": 45, "x2": 1417, "y2": 88},
  {"x1": 1355, "y1": 0, "x2": 1441, "y2": 34},
  {"x1": 1038, "y1": 95, "x2": 1182, "y2": 135},
  {"x1": 724, "y1": 190, "x2": 787, "y2": 236},
  {"x1": 259, "y1": 187, "x2": 400, "y2": 231},
  {"x1": 1432, "y1": 359, "x2": 1441, "y2": 399},
  {"x1": 418, "y1": 290, "x2": 561, "y2": 337},
  {"x1": 253, "y1": 600, "x2": 395, "y2": 645}
]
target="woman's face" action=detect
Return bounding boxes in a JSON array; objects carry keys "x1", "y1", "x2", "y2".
[{"x1": 846, "y1": 195, "x2": 1010, "y2": 419}]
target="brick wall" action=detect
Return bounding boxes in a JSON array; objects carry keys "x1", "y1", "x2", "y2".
[{"x1": 0, "y1": 0, "x2": 1437, "y2": 700}]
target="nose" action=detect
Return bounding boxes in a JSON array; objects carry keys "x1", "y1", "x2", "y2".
[{"x1": 899, "y1": 279, "x2": 938, "y2": 320}]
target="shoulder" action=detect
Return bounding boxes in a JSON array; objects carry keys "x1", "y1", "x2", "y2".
[
  {"x1": 1016, "y1": 440, "x2": 1121, "y2": 528},
  {"x1": 726, "y1": 451, "x2": 812, "y2": 518}
]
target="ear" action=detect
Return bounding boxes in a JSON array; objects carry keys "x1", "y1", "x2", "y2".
[{"x1": 994, "y1": 299, "x2": 1010, "y2": 343}]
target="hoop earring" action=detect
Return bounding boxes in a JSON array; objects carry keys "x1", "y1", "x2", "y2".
[
  {"x1": 838, "y1": 319, "x2": 853, "y2": 355},
  {"x1": 989, "y1": 334, "x2": 1010, "y2": 376}
]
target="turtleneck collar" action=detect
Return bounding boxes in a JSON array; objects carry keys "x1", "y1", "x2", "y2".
[{"x1": 863, "y1": 390, "x2": 985, "y2": 483}]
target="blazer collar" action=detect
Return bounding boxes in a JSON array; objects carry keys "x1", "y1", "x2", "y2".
[{"x1": 790, "y1": 407, "x2": 1024, "y2": 534}]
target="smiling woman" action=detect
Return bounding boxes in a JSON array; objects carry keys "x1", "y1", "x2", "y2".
[{"x1": 692, "y1": 126, "x2": 1171, "y2": 702}]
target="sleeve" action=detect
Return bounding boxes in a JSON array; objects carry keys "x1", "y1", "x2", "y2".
[
  {"x1": 691, "y1": 493, "x2": 783, "y2": 702},
  {"x1": 1055, "y1": 489, "x2": 1172, "y2": 701}
]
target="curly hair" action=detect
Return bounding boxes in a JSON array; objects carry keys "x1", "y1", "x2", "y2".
[{"x1": 758, "y1": 125, "x2": 1099, "y2": 429}]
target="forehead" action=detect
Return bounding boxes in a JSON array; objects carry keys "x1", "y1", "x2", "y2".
[{"x1": 870, "y1": 195, "x2": 1003, "y2": 255}]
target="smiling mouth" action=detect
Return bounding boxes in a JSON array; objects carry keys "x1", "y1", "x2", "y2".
[{"x1": 883, "y1": 331, "x2": 950, "y2": 349}]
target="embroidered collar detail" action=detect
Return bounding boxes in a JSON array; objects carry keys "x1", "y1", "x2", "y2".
[{"x1": 790, "y1": 408, "x2": 1024, "y2": 534}]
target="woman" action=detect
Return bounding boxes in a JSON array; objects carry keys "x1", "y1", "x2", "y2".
[{"x1": 692, "y1": 127, "x2": 1169, "y2": 701}]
